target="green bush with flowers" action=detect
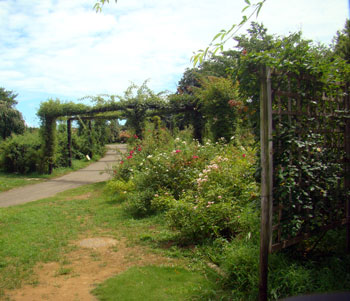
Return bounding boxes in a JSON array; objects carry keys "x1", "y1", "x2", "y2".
[
  {"x1": 109, "y1": 122, "x2": 259, "y2": 241},
  {"x1": 166, "y1": 142, "x2": 259, "y2": 241}
]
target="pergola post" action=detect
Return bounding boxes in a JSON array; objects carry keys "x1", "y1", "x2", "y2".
[
  {"x1": 88, "y1": 120, "x2": 93, "y2": 159},
  {"x1": 345, "y1": 83, "x2": 350, "y2": 253},
  {"x1": 67, "y1": 119, "x2": 72, "y2": 167},
  {"x1": 259, "y1": 66, "x2": 273, "y2": 301}
]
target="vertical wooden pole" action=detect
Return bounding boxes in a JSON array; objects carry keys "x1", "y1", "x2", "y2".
[
  {"x1": 345, "y1": 84, "x2": 350, "y2": 253},
  {"x1": 88, "y1": 120, "x2": 93, "y2": 159},
  {"x1": 67, "y1": 119, "x2": 72, "y2": 167},
  {"x1": 259, "y1": 66, "x2": 273, "y2": 301}
]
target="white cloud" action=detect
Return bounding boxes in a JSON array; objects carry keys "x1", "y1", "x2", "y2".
[{"x1": 0, "y1": 0, "x2": 348, "y2": 126}]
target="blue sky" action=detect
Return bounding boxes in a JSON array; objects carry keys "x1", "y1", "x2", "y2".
[{"x1": 0, "y1": 0, "x2": 348, "y2": 127}]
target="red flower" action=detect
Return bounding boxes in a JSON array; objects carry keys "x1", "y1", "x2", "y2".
[
  {"x1": 130, "y1": 150, "x2": 134, "y2": 155},
  {"x1": 192, "y1": 155, "x2": 199, "y2": 159},
  {"x1": 175, "y1": 150, "x2": 181, "y2": 153},
  {"x1": 138, "y1": 147, "x2": 142, "y2": 152},
  {"x1": 127, "y1": 155, "x2": 133, "y2": 159},
  {"x1": 242, "y1": 154, "x2": 246, "y2": 158},
  {"x1": 133, "y1": 134, "x2": 138, "y2": 139},
  {"x1": 120, "y1": 160, "x2": 124, "y2": 164}
]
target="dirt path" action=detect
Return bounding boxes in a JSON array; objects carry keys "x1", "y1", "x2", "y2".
[
  {"x1": 6, "y1": 234, "x2": 175, "y2": 301},
  {"x1": 0, "y1": 144, "x2": 126, "y2": 208}
]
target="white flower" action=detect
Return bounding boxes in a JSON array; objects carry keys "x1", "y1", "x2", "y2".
[
  {"x1": 175, "y1": 137, "x2": 180, "y2": 142},
  {"x1": 147, "y1": 155, "x2": 153, "y2": 158}
]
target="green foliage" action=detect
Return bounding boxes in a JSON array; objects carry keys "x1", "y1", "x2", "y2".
[
  {"x1": 191, "y1": 0, "x2": 266, "y2": 65},
  {"x1": 110, "y1": 124, "x2": 259, "y2": 242},
  {"x1": 104, "y1": 179, "x2": 135, "y2": 202},
  {"x1": 274, "y1": 124, "x2": 346, "y2": 237},
  {"x1": 195, "y1": 77, "x2": 243, "y2": 142},
  {"x1": 0, "y1": 131, "x2": 42, "y2": 174},
  {"x1": 118, "y1": 81, "x2": 167, "y2": 139},
  {"x1": 0, "y1": 88, "x2": 25, "y2": 140},
  {"x1": 334, "y1": 19, "x2": 350, "y2": 63},
  {"x1": 166, "y1": 142, "x2": 259, "y2": 242}
]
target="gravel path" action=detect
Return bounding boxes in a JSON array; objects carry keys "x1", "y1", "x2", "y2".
[{"x1": 0, "y1": 144, "x2": 126, "y2": 208}]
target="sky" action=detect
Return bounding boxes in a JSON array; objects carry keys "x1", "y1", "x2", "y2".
[{"x1": 0, "y1": 0, "x2": 348, "y2": 127}]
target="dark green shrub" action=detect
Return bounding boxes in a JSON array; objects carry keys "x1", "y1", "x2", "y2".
[{"x1": 0, "y1": 132, "x2": 42, "y2": 173}]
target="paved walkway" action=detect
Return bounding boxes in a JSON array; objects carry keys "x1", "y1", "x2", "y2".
[{"x1": 0, "y1": 144, "x2": 126, "y2": 208}]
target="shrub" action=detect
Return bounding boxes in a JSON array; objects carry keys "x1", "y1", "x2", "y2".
[
  {"x1": 166, "y1": 143, "x2": 259, "y2": 242},
  {"x1": 104, "y1": 179, "x2": 135, "y2": 202},
  {"x1": 0, "y1": 132, "x2": 42, "y2": 173}
]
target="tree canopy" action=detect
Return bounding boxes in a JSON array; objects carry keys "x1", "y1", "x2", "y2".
[{"x1": 0, "y1": 88, "x2": 25, "y2": 140}]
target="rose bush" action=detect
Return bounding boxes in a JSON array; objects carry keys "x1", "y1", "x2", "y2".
[{"x1": 109, "y1": 123, "x2": 259, "y2": 241}]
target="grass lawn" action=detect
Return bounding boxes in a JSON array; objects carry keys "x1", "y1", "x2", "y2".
[
  {"x1": 0, "y1": 182, "x2": 223, "y2": 300},
  {"x1": 0, "y1": 159, "x2": 95, "y2": 192}
]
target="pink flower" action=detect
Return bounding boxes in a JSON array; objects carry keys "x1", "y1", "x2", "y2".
[
  {"x1": 133, "y1": 134, "x2": 139, "y2": 139},
  {"x1": 218, "y1": 196, "x2": 222, "y2": 199},
  {"x1": 175, "y1": 150, "x2": 181, "y2": 153},
  {"x1": 120, "y1": 160, "x2": 124, "y2": 164},
  {"x1": 130, "y1": 150, "x2": 134, "y2": 155},
  {"x1": 127, "y1": 155, "x2": 133, "y2": 159},
  {"x1": 242, "y1": 154, "x2": 246, "y2": 158},
  {"x1": 138, "y1": 147, "x2": 142, "y2": 152},
  {"x1": 192, "y1": 155, "x2": 199, "y2": 159}
]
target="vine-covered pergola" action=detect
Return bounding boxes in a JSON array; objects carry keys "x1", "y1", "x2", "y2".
[{"x1": 37, "y1": 96, "x2": 192, "y2": 174}]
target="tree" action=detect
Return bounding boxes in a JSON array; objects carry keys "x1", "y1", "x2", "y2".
[
  {"x1": 0, "y1": 88, "x2": 25, "y2": 140},
  {"x1": 334, "y1": 19, "x2": 350, "y2": 63}
]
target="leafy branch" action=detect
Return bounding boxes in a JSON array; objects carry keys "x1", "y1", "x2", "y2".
[
  {"x1": 191, "y1": 0, "x2": 266, "y2": 66},
  {"x1": 93, "y1": 0, "x2": 118, "y2": 13}
]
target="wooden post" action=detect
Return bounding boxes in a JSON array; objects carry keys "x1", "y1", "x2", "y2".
[
  {"x1": 345, "y1": 84, "x2": 350, "y2": 253},
  {"x1": 67, "y1": 119, "x2": 72, "y2": 167},
  {"x1": 259, "y1": 66, "x2": 273, "y2": 301},
  {"x1": 88, "y1": 120, "x2": 93, "y2": 159}
]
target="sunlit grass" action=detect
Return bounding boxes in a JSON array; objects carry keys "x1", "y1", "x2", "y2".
[{"x1": 92, "y1": 265, "x2": 216, "y2": 301}]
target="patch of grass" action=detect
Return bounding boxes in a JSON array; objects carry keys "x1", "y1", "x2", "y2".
[
  {"x1": 92, "y1": 265, "x2": 217, "y2": 301},
  {"x1": 0, "y1": 171, "x2": 45, "y2": 192},
  {"x1": 1, "y1": 179, "x2": 347, "y2": 300},
  {"x1": 55, "y1": 267, "x2": 72, "y2": 276},
  {"x1": 0, "y1": 184, "x2": 102, "y2": 293},
  {"x1": 0, "y1": 182, "x2": 186, "y2": 297},
  {"x1": 0, "y1": 159, "x2": 92, "y2": 192}
]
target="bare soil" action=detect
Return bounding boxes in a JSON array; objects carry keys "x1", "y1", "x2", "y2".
[{"x1": 5, "y1": 235, "x2": 177, "y2": 301}]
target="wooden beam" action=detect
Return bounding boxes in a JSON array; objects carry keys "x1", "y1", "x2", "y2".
[{"x1": 259, "y1": 66, "x2": 273, "y2": 301}]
